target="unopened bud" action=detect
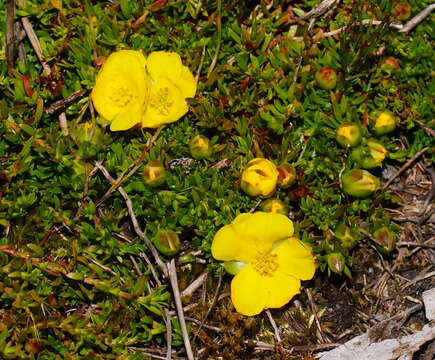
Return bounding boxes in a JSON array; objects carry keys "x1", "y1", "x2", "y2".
[
  {"x1": 277, "y1": 163, "x2": 297, "y2": 188},
  {"x1": 370, "y1": 110, "x2": 398, "y2": 136},
  {"x1": 336, "y1": 123, "x2": 361, "y2": 147},
  {"x1": 143, "y1": 160, "x2": 166, "y2": 187},
  {"x1": 223, "y1": 261, "x2": 246, "y2": 275},
  {"x1": 381, "y1": 57, "x2": 400, "y2": 73},
  {"x1": 327, "y1": 253, "x2": 345, "y2": 274},
  {"x1": 74, "y1": 122, "x2": 103, "y2": 144},
  {"x1": 341, "y1": 169, "x2": 380, "y2": 198},
  {"x1": 392, "y1": 2, "x2": 411, "y2": 20},
  {"x1": 189, "y1": 135, "x2": 213, "y2": 160},
  {"x1": 373, "y1": 227, "x2": 396, "y2": 254},
  {"x1": 240, "y1": 158, "x2": 278, "y2": 197},
  {"x1": 153, "y1": 230, "x2": 180, "y2": 256},
  {"x1": 351, "y1": 138, "x2": 387, "y2": 169},
  {"x1": 260, "y1": 199, "x2": 288, "y2": 215},
  {"x1": 315, "y1": 66, "x2": 337, "y2": 90},
  {"x1": 334, "y1": 223, "x2": 359, "y2": 249}
]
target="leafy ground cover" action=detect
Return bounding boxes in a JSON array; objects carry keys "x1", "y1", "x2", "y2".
[{"x1": 0, "y1": 0, "x2": 434, "y2": 359}]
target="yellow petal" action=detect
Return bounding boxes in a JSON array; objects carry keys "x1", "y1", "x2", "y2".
[
  {"x1": 232, "y1": 212, "x2": 294, "y2": 254},
  {"x1": 231, "y1": 265, "x2": 267, "y2": 316},
  {"x1": 263, "y1": 270, "x2": 300, "y2": 309},
  {"x1": 146, "y1": 51, "x2": 182, "y2": 83},
  {"x1": 110, "y1": 101, "x2": 143, "y2": 131},
  {"x1": 211, "y1": 225, "x2": 259, "y2": 263},
  {"x1": 141, "y1": 77, "x2": 188, "y2": 128},
  {"x1": 272, "y1": 238, "x2": 316, "y2": 280},
  {"x1": 91, "y1": 50, "x2": 147, "y2": 127},
  {"x1": 178, "y1": 65, "x2": 197, "y2": 98}
]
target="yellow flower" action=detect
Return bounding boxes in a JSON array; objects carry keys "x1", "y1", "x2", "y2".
[
  {"x1": 211, "y1": 212, "x2": 316, "y2": 316},
  {"x1": 240, "y1": 158, "x2": 279, "y2": 197},
  {"x1": 142, "y1": 51, "x2": 196, "y2": 128},
  {"x1": 91, "y1": 50, "x2": 148, "y2": 131}
]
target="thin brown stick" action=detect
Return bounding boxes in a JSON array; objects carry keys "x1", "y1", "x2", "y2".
[
  {"x1": 192, "y1": 274, "x2": 222, "y2": 341},
  {"x1": 167, "y1": 259, "x2": 194, "y2": 360},
  {"x1": 45, "y1": 89, "x2": 87, "y2": 115},
  {"x1": 266, "y1": 310, "x2": 282, "y2": 343},
  {"x1": 58, "y1": 112, "x2": 69, "y2": 136},
  {"x1": 397, "y1": 242, "x2": 435, "y2": 250},
  {"x1": 113, "y1": 232, "x2": 161, "y2": 286},
  {"x1": 400, "y1": 3, "x2": 435, "y2": 33},
  {"x1": 164, "y1": 308, "x2": 172, "y2": 360},
  {"x1": 419, "y1": 165, "x2": 435, "y2": 216},
  {"x1": 383, "y1": 147, "x2": 429, "y2": 190},
  {"x1": 6, "y1": 0, "x2": 15, "y2": 75},
  {"x1": 20, "y1": 16, "x2": 51, "y2": 75},
  {"x1": 306, "y1": 288, "x2": 330, "y2": 343},
  {"x1": 181, "y1": 271, "x2": 208, "y2": 298},
  {"x1": 94, "y1": 161, "x2": 168, "y2": 277},
  {"x1": 184, "y1": 316, "x2": 222, "y2": 333},
  {"x1": 96, "y1": 127, "x2": 163, "y2": 207},
  {"x1": 293, "y1": 343, "x2": 341, "y2": 352},
  {"x1": 297, "y1": 0, "x2": 339, "y2": 20}
]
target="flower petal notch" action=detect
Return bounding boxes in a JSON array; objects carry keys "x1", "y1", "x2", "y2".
[
  {"x1": 211, "y1": 212, "x2": 316, "y2": 316},
  {"x1": 91, "y1": 50, "x2": 148, "y2": 131},
  {"x1": 142, "y1": 51, "x2": 197, "y2": 128}
]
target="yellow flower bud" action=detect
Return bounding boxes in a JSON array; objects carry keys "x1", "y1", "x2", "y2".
[
  {"x1": 341, "y1": 169, "x2": 380, "y2": 198},
  {"x1": 260, "y1": 199, "x2": 288, "y2": 215},
  {"x1": 277, "y1": 163, "x2": 297, "y2": 188},
  {"x1": 351, "y1": 138, "x2": 387, "y2": 169},
  {"x1": 336, "y1": 123, "x2": 361, "y2": 147},
  {"x1": 240, "y1": 158, "x2": 278, "y2": 197},
  {"x1": 370, "y1": 110, "x2": 398, "y2": 135},
  {"x1": 315, "y1": 66, "x2": 337, "y2": 90},
  {"x1": 143, "y1": 160, "x2": 166, "y2": 187},
  {"x1": 189, "y1": 135, "x2": 213, "y2": 160}
]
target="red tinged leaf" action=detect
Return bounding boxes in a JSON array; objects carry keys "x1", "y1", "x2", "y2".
[
  {"x1": 22, "y1": 75, "x2": 34, "y2": 97},
  {"x1": 151, "y1": 0, "x2": 166, "y2": 12}
]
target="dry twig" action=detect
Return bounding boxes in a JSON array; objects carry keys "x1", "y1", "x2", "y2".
[
  {"x1": 383, "y1": 147, "x2": 429, "y2": 189},
  {"x1": 94, "y1": 161, "x2": 168, "y2": 277},
  {"x1": 167, "y1": 259, "x2": 194, "y2": 360},
  {"x1": 45, "y1": 89, "x2": 87, "y2": 115},
  {"x1": 266, "y1": 310, "x2": 282, "y2": 343}
]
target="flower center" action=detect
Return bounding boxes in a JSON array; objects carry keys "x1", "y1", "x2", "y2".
[
  {"x1": 149, "y1": 86, "x2": 174, "y2": 116},
  {"x1": 110, "y1": 85, "x2": 133, "y2": 108},
  {"x1": 251, "y1": 253, "x2": 278, "y2": 277}
]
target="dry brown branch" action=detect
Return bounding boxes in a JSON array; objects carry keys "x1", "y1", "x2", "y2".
[
  {"x1": 192, "y1": 274, "x2": 222, "y2": 341},
  {"x1": 58, "y1": 112, "x2": 69, "y2": 136},
  {"x1": 383, "y1": 147, "x2": 429, "y2": 189},
  {"x1": 399, "y1": 3, "x2": 435, "y2": 33},
  {"x1": 45, "y1": 89, "x2": 87, "y2": 115},
  {"x1": 266, "y1": 309, "x2": 282, "y2": 343},
  {"x1": 297, "y1": 0, "x2": 339, "y2": 20},
  {"x1": 164, "y1": 308, "x2": 172, "y2": 360},
  {"x1": 6, "y1": 0, "x2": 15, "y2": 75},
  {"x1": 184, "y1": 316, "x2": 222, "y2": 332},
  {"x1": 306, "y1": 288, "x2": 331, "y2": 343},
  {"x1": 94, "y1": 161, "x2": 168, "y2": 277},
  {"x1": 419, "y1": 165, "x2": 435, "y2": 216},
  {"x1": 96, "y1": 127, "x2": 163, "y2": 207},
  {"x1": 397, "y1": 242, "x2": 435, "y2": 250},
  {"x1": 181, "y1": 271, "x2": 208, "y2": 298},
  {"x1": 167, "y1": 259, "x2": 194, "y2": 360},
  {"x1": 19, "y1": 14, "x2": 51, "y2": 75}
]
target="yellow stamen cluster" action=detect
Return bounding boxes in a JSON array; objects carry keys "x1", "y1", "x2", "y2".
[
  {"x1": 251, "y1": 253, "x2": 279, "y2": 277},
  {"x1": 110, "y1": 85, "x2": 133, "y2": 108},
  {"x1": 150, "y1": 87, "x2": 174, "y2": 116}
]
